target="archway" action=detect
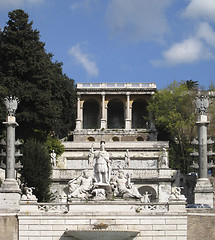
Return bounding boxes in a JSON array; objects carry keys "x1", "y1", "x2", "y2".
[
  {"x1": 107, "y1": 99, "x2": 125, "y2": 129},
  {"x1": 83, "y1": 99, "x2": 100, "y2": 129},
  {"x1": 132, "y1": 99, "x2": 148, "y2": 129}
]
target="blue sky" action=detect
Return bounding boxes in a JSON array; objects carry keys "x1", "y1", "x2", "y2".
[{"x1": 0, "y1": 0, "x2": 215, "y2": 89}]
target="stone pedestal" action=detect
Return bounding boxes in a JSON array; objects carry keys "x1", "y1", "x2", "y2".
[
  {"x1": 0, "y1": 179, "x2": 21, "y2": 212},
  {"x1": 168, "y1": 199, "x2": 187, "y2": 212},
  {"x1": 194, "y1": 178, "x2": 214, "y2": 207},
  {"x1": 101, "y1": 118, "x2": 106, "y2": 129}
]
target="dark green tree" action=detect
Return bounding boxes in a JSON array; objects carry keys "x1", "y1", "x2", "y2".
[
  {"x1": 182, "y1": 80, "x2": 199, "y2": 90},
  {"x1": 20, "y1": 139, "x2": 52, "y2": 202},
  {"x1": 0, "y1": 9, "x2": 76, "y2": 140},
  {"x1": 148, "y1": 81, "x2": 197, "y2": 173}
]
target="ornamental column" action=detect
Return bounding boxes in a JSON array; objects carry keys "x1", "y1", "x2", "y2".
[
  {"x1": 125, "y1": 93, "x2": 131, "y2": 129},
  {"x1": 0, "y1": 97, "x2": 22, "y2": 212},
  {"x1": 101, "y1": 92, "x2": 107, "y2": 129},
  {"x1": 194, "y1": 95, "x2": 213, "y2": 207}
]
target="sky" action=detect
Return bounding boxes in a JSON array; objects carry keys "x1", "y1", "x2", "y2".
[{"x1": 0, "y1": 0, "x2": 215, "y2": 90}]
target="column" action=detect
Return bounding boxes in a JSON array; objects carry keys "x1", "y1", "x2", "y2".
[
  {"x1": 101, "y1": 93, "x2": 107, "y2": 129},
  {"x1": 197, "y1": 118, "x2": 208, "y2": 178},
  {"x1": 76, "y1": 94, "x2": 82, "y2": 130},
  {"x1": 5, "y1": 120, "x2": 17, "y2": 179},
  {"x1": 0, "y1": 97, "x2": 21, "y2": 213},
  {"x1": 125, "y1": 93, "x2": 131, "y2": 129},
  {"x1": 194, "y1": 95, "x2": 213, "y2": 207}
]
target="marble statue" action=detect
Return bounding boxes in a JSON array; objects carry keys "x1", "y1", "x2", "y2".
[
  {"x1": 68, "y1": 170, "x2": 93, "y2": 200},
  {"x1": 160, "y1": 148, "x2": 169, "y2": 168},
  {"x1": 21, "y1": 187, "x2": 37, "y2": 201},
  {"x1": 50, "y1": 150, "x2": 57, "y2": 167},
  {"x1": 195, "y1": 95, "x2": 209, "y2": 115},
  {"x1": 112, "y1": 170, "x2": 144, "y2": 202},
  {"x1": 5, "y1": 96, "x2": 19, "y2": 116},
  {"x1": 125, "y1": 149, "x2": 130, "y2": 166},
  {"x1": 169, "y1": 186, "x2": 186, "y2": 201},
  {"x1": 143, "y1": 191, "x2": 151, "y2": 203},
  {"x1": 90, "y1": 141, "x2": 111, "y2": 184},
  {"x1": 92, "y1": 188, "x2": 106, "y2": 200}
]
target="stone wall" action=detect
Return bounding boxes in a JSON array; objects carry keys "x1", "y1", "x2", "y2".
[
  {"x1": 187, "y1": 211, "x2": 215, "y2": 240},
  {"x1": 0, "y1": 214, "x2": 18, "y2": 240},
  {"x1": 18, "y1": 212, "x2": 187, "y2": 240}
]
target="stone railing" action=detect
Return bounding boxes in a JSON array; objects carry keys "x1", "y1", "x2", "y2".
[
  {"x1": 77, "y1": 83, "x2": 157, "y2": 89},
  {"x1": 35, "y1": 202, "x2": 169, "y2": 213}
]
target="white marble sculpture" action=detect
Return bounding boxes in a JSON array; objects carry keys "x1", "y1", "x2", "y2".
[
  {"x1": 125, "y1": 149, "x2": 130, "y2": 166},
  {"x1": 50, "y1": 150, "x2": 57, "y2": 167},
  {"x1": 159, "y1": 148, "x2": 169, "y2": 168},
  {"x1": 90, "y1": 141, "x2": 111, "y2": 184},
  {"x1": 68, "y1": 170, "x2": 93, "y2": 200},
  {"x1": 21, "y1": 187, "x2": 37, "y2": 201},
  {"x1": 143, "y1": 191, "x2": 151, "y2": 203},
  {"x1": 169, "y1": 186, "x2": 186, "y2": 201},
  {"x1": 112, "y1": 170, "x2": 144, "y2": 202}
]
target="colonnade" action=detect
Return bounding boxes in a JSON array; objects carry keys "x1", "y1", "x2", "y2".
[{"x1": 76, "y1": 93, "x2": 152, "y2": 130}]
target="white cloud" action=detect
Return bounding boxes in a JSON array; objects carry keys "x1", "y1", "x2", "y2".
[
  {"x1": 182, "y1": 0, "x2": 215, "y2": 21},
  {"x1": 0, "y1": 0, "x2": 43, "y2": 9},
  {"x1": 196, "y1": 22, "x2": 215, "y2": 47},
  {"x1": 70, "y1": 0, "x2": 99, "y2": 12},
  {"x1": 69, "y1": 43, "x2": 99, "y2": 77},
  {"x1": 153, "y1": 38, "x2": 214, "y2": 66},
  {"x1": 105, "y1": 0, "x2": 171, "y2": 42}
]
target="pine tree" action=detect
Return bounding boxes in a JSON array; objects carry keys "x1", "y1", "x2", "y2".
[
  {"x1": 20, "y1": 139, "x2": 52, "y2": 202},
  {"x1": 0, "y1": 9, "x2": 76, "y2": 140}
]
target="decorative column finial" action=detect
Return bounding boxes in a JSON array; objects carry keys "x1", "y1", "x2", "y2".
[
  {"x1": 4, "y1": 96, "x2": 19, "y2": 116},
  {"x1": 195, "y1": 95, "x2": 209, "y2": 116}
]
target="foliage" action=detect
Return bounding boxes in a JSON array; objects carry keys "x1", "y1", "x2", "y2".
[
  {"x1": 20, "y1": 139, "x2": 52, "y2": 202},
  {"x1": 0, "y1": 9, "x2": 76, "y2": 140},
  {"x1": 46, "y1": 133, "x2": 64, "y2": 156},
  {"x1": 148, "y1": 81, "x2": 197, "y2": 173},
  {"x1": 181, "y1": 80, "x2": 199, "y2": 90}
]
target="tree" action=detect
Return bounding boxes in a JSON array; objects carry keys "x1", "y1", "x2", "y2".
[
  {"x1": 182, "y1": 80, "x2": 199, "y2": 90},
  {"x1": 20, "y1": 139, "x2": 52, "y2": 202},
  {"x1": 148, "y1": 81, "x2": 197, "y2": 173},
  {"x1": 0, "y1": 9, "x2": 76, "y2": 140}
]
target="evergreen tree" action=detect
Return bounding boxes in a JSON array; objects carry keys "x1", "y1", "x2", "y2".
[
  {"x1": 0, "y1": 9, "x2": 76, "y2": 140},
  {"x1": 20, "y1": 139, "x2": 52, "y2": 202}
]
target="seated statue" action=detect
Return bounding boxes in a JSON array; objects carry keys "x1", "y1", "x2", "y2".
[
  {"x1": 68, "y1": 170, "x2": 93, "y2": 200},
  {"x1": 111, "y1": 170, "x2": 144, "y2": 202}
]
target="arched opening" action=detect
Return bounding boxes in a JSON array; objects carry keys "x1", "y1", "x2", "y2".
[
  {"x1": 132, "y1": 99, "x2": 148, "y2": 129},
  {"x1": 87, "y1": 137, "x2": 95, "y2": 142},
  {"x1": 112, "y1": 136, "x2": 119, "y2": 141},
  {"x1": 138, "y1": 186, "x2": 157, "y2": 202},
  {"x1": 136, "y1": 136, "x2": 144, "y2": 141},
  {"x1": 83, "y1": 99, "x2": 100, "y2": 129},
  {"x1": 107, "y1": 99, "x2": 125, "y2": 129}
]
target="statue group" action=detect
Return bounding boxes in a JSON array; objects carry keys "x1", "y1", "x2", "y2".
[{"x1": 67, "y1": 141, "x2": 149, "y2": 203}]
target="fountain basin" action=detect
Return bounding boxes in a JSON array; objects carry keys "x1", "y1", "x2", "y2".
[{"x1": 65, "y1": 230, "x2": 139, "y2": 240}]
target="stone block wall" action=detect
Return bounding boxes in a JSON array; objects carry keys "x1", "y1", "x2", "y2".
[
  {"x1": 187, "y1": 212, "x2": 215, "y2": 240},
  {"x1": 0, "y1": 214, "x2": 19, "y2": 240},
  {"x1": 18, "y1": 213, "x2": 187, "y2": 240}
]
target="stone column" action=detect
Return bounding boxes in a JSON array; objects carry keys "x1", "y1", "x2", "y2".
[
  {"x1": 0, "y1": 97, "x2": 21, "y2": 213},
  {"x1": 125, "y1": 93, "x2": 131, "y2": 129},
  {"x1": 101, "y1": 93, "x2": 106, "y2": 129},
  {"x1": 194, "y1": 95, "x2": 213, "y2": 207},
  {"x1": 5, "y1": 117, "x2": 18, "y2": 179},
  {"x1": 76, "y1": 94, "x2": 82, "y2": 130},
  {"x1": 197, "y1": 115, "x2": 209, "y2": 178}
]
